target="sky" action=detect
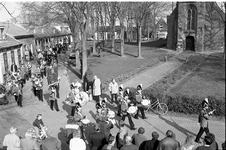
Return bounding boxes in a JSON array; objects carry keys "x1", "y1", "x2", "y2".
[{"x1": 0, "y1": 2, "x2": 21, "y2": 22}]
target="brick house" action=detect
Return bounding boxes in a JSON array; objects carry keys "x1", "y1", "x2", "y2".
[
  {"x1": 156, "y1": 18, "x2": 167, "y2": 39},
  {"x1": 167, "y1": 2, "x2": 224, "y2": 52}
]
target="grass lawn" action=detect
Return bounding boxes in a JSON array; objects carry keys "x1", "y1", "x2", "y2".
[
  {"x1": 63, "y1": 39, "x2": 176, "y2": 91},
  {"x1": 169, "y1": 52, "x2": 225, "y2": 99}
]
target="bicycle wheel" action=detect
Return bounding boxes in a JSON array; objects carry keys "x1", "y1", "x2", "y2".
[{"x1": 157, "y1": 103, "x2": 168, "y2": 115}]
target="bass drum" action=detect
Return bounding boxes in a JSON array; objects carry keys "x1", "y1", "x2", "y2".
[
  {"x1": 79, "y1": 91, "x2": 89, "y2": 106},
  {"x1": 127, "y1": 106, "x2": 138, "y2": 116}
]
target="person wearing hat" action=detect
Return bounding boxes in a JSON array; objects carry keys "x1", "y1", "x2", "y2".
[
  {"x1": 3, "y1": 127, "x2": 20, "y2": 150},
  {"x1": 49, "y1": 85, "x2": 60, "y2": 111},
  {"x1": 134, "y1": 84, "x2": 147, "y2": 119},
  {"x1": 109, "y1": 79, "x2": 119, "y2": 104},
  {"x1": 117, "y1": 84, "x2": 124, "y2": 116},
  {"x1": 41, "y1": 130, "x2": 61, "y2": 150},
  {"x1": 89, "y1": 123, "x2": 106, "y2": 150},
  {"x1": 123, "y1": 88, "x2": 133, "y2": 101},
  {"x1": 11, "y1": 80, "x2": 23, "y2": 107},
  {"x1": 195, "y1": 98, "x2": 214, "y2": 143},
  {"x1": 35, "y1": 75, "x2": 43, "y2": 101}
]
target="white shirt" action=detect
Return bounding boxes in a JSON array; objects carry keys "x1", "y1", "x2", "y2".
[
  {"x1": 69, "y1": 137, "x2": 86, "y2": 150},
  {"x1": 109, "y1": 82, "x2": 119, "y2": 94},
  {"x1": 3, "y1": 133, "x2": 20, "y2": 150}
]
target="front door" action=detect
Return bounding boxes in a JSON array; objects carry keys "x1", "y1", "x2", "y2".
[{"x1": 186, "y1": 36, "x2": 195, "y2": 51}]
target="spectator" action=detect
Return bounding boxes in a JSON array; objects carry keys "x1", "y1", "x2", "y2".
[
  {"x1": 20, "y1": 129, "x2": 40, "y2": 150},
  {"x1": 208, "y1": 133, "x2": 218, "y2": 150},
  {"x1": 89, "y1": 123, "x2": 106, "y2": 150},
  {"x1": 222, "y1": 141, "x2": 226, "y2": 150},
  {"x1": 143, "y1": 131, "x2": 160, "y2": 150},
  {"x1": 108, "y1": 79, "x2": 119, "y2": 104},
  {"x1": 84, "y1": 68, "x2": 94, "y2": 91},
  {"x1": 132, "y1": 127, "x2": 147, "y2": 148},
  {"x1": 180, "y1": 135, "x2": 196, "y2": 150},
  {"x1": 102, "y1": 135, "x2": 118, "y2": 150},
  {"x1": 2, "y1": 127, "x2": 20, "y2": 150},
  {"x1": 99, "y1": 116, "x2": 114, "y2": 140},
  {"x1": 41, "y1": 130, "x2": 61, "y2": 150},
  {"x1": 120, "y1": 136, "x2": 138, "y2": 150},
  {"x1": 65, "y1": 117, "x2": 80, "y2": 144},
  {"x1": 69, "y1": 129, "x2": 86, "y2": 150},
  {"x1": 116, "y1": 120, "x2": 129, "y2": 149},
  {"x1": 93, "y1": 75, "x2": 102, "y2": 103},
  {"x1": 158, "y1": 130, "x2": 180, "y2": 150},
  {"x1": 196, "y1": 134, "x2": 215, "y2": 150}
]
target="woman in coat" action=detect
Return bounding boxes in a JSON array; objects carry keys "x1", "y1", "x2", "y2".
[{"x1": 92, "y1": 75, "x2": 101, "y2": 103}]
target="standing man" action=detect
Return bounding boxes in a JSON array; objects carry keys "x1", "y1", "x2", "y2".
[
  {"x1": 134, "y1": 84, "x2": 147, "y2": 119},
  {"x1": 42, "y1": 130, "x2": 61, "y2": 150},
  {"x1": 117, "y1": 85, "x2": 124, "y2": 116},
  {"x1": 196, "y1": 134, "x2": 215, "y2": 150},
  {"x1": 84, "y1": 68, "x2": 94, "y2": 92},
  {"x1": 35, "y1": 75, "x2": 43, "y2": 102},
  {"x1": 49, "y1": 85, "x2": 60, "y2": 111},
  {"x1": 195, "y1": 98, "x2": 214, "y2": 143},
  {"x1": 143, "y1": 131, "x2": 160, "y2": 150},
  {"x1": 11, "y1": 80, "x2": 23, "y2": 107},
  {"x1": 109, "y1": 79, "x2": 119, "y2": 104},
  {"x1": 89, "y1": 123, "x2": 106, "y2": 150},
  {"x1": 69, "y1": 129, "x2": 86, "y2": 150},
  {"x1": 3, "y1": 127, "x2": 20, "y2": 150},
  {"x1": 10, "y1": 62, "x2": 18, "y2": 73},
  {"x1": 120, "y1": 136, "x2": 138, "y2": 150},
  {"x1": 27, "y1": 61, "x2": 32, "y2": 78},
  {"x1": 132, "y1": 127, "x2": 147, "y2": 148},
  {"x1": 93, "y1": 75, "x2": 101, "y2": 103},
  {"x1": 158, "y1": 130, "x2": 180, "y2": 150}
]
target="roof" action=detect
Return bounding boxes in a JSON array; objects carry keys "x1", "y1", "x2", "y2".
[
  {"x1": 0, "y1": 22, "x2": 34, "y2": 38},
  {"x1": 97, "y1": 25, "x2": 123, "y2": 32},
  {"x1": 0, "y1": 34, "x2": 22, "y2": 50},
  {"x1": 34, "y1": 25, "x2": 71, "y2": 39}
]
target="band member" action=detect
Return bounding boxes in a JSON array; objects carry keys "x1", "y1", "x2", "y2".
[
  {"x1": 35, "y1": 74, "x2": 43, "y2": 101},
  {"x1": 124, "y1": 88, "x2": 133, "y2": 101},
  {"x1": 26, "y1": 61, "x2": 32, "y2": 78},
  {"x1": 40, "y1": 64, "x2": 45, "y2": 79},
  {"x1": 121, "y1": 95, "x2": 136, "y2": 130},
  {"x1": 10, "y1": 62, "x2": 18, "y2": 73},
  {"x1": 195, "y1": 98, "x2": 215, "y2": 143},
  {"x1": 66, "y1": 88, "x2": 80, "y2": 116},
  {"x1": 117, "y1": 84, "x2": 124, "y2": 116},
  {"x1": 20, "y1": 64, "x2": 26, "y2": 85},
  {"x1": 31, "y1": 73, "x2": 37, "y2": 96},
  {"x1": 11, "y1": 80, "x2": 23, "y2": 107},
  {"x1": 109, "y1": 79, "x2": 119, "y2": 104},
  {"x1": 134, "y1": 84, "x2": 147, "y2": 119},
  {"x1": 49, "y1": 85, "x2": 60, "y2": 111}
]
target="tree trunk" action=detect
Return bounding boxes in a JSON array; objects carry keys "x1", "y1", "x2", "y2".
[
  {"x1": 120, "y1": 24, "x2": 125, "y2": 57},
  {"x1": 136, "y1": 22, "x2": 139, "y2": 44},
  {"x1": 71, "y1": 32, "x2": 80, "y2": 69},
  {"x1": 224, "y1": 2, "x2": 226, "y2": 60},
  {"x1": 138, "y1": 23, "x2": 143, "y2": 58},
  {"x1": 82, "y1": 23, "x2": 87, "y2": 81},
  {"x1": 111, "y1": 12, "x2": 115, "y2": 53},
  {"x1": 91, "y1": 13, "x2": 96, "y2": 54}
]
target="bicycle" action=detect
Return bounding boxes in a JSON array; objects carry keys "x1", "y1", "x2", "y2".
[{"x1": 142, "y1": 98, "x2": 168, "y2": 115}]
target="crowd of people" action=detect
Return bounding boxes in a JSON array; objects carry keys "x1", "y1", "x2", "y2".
[{"x1": 1, "y1": 45, "x2": 225, "y2": 150}]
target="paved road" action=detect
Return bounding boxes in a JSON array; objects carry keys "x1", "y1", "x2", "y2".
[{"x1": 0, "y1": 51, "x2": 225, "y2": 150}]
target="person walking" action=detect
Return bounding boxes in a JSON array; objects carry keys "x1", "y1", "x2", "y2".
[
  {"x1": 42, "y1": 130, "x2": 61, "y2": 150},
  {"x1": 195, "y1": 98, "x2": 214, "y2": 143},
  {"x1": 93, "y1": 75, "x2": 101, "y2": 103},
  {"x1": 49, "y1": 85, "x2": 60, "y2": 111},
  {"x1": 89, "y1": 123, "x2": 106, "y2": 150},
  {"x1": 120, "y1": 136, "x2": 138, "y2": 150},
  {"x1": 2, "y1": 127, "x2": 20, "y2": 150},
  {"x1": 132, "y1": 127, "x2": 147, "y2": 148},
  {"x1": 158, "y1": 130, "x2": 180, "y2": 150},
  {"x1": 134, "y1": 84, "x2": 147, "y2": 119},
  {"x1": 11, "y1": 80, "x2": 23, "y2": 107},
  {"x1": 109, "y1": 79, "x2": 118, "y2": 104}
]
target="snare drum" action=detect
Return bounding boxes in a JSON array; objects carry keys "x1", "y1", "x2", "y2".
[
  {"x1": 141, "y1": 99, "x2": 151, "y2": 106},
  {"x1": 127, "y1": 106, "x2": 138, "y2": 116}
]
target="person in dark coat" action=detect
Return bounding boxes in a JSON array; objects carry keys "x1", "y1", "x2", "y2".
[
  {"x1": 11, "y1": 62, "x2": 18, "y2": 73},
  {"x1": 84, "y1": 68, "x2": 94, "y2": 91},
  {"x1": 134, "y1": 84, "x2": 146, "y2": 119},
  {"x1": 41, "y1": 130, "x2": 61, "y2": 150},
  {"x1": 157, "y1": 130, "x2": 180, "y2": 150},
  {"x1": 11, "y1": 81, "x2": 23, "y2": 107},
  {"x1": 99, "y1": 117, "x2": 114, "y2": 140},
  {"x1": 196, "y1": 134, "x2": 215, "y2": 150},
  {"x1": 143, "y1": 131, "x2": 160, "y2": 150},
  {"x1": 89, "y1": 123, "x2": 106, "y2": 150},
  {"x1": 101, "y1": 135, "x2": 118, "y2": 150}
]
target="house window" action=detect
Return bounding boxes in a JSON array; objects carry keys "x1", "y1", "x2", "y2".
[
  {"x1": 187, "y1": 4, "x2": 197, "y2": 31},
  {"x1": 159, "y1": 24, "x2": 163, "y2": 30},
  {"x1": 11, "y1": 50, "x2": 15, "y2": 64},
  {"x1": 17, "y1": 49, "x2": 21, "y2": 66},
  {"x1": 3, "y1": 52, "x2": 8, "y2": 72}
]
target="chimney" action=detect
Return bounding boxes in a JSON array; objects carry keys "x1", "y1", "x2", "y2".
[{"x1": 0, "y1": 25, "x2": 4, "y2": 40}]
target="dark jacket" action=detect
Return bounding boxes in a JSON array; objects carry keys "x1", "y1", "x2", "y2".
[
  {"x1": 158, "y1": 137, "x2": 180, "y2": 150},
  {"x1": 33, "y1": 118, "x2": 44, "y2": 129},
  {"x1": 120, "y1": 144, "x2": 138, "y2": 150},
  {"x1": 11, "y1": 64, "x2": 18, "y2": 72},
  {"x1": 99, "y1": 121, "x2": 114, "y2": 140},
  {"x1": 89, "y1": 131, "x2": 106, "y2": 150},
  {"x1": 144, "y1": 139, "x2": 160, "y2": 150},
  {"x1": 41, "y1": 136, "x2": 61, "y2": 150},
  {"x1": 132, "y1": 133, "x2": 147, "y2": 148}
]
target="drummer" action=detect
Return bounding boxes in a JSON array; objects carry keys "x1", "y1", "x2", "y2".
[
  {"x1": 121, "y1": 95, "x2": 136, "y2": 130},
  {"x1": 117, "y1": 84, "x2": 124, "y2": 117},
  {"x1": 134, "y1": 84, "x2": 147, "y2": 119}
]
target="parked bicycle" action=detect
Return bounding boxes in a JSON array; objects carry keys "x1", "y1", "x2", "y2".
[{"x1": 141, "y1": 98, "x2": 168, "y2": 115}]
